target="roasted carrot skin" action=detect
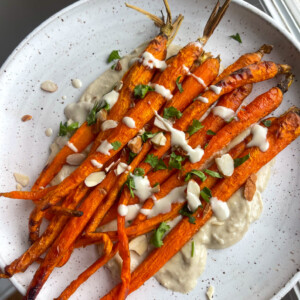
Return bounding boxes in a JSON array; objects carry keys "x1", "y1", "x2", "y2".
[
  {"x1": 102, "y1": 108, "x2": 300, "y2": 299},
  {"x1": 0, "y1": 186, "x2": 56, "y2": 200}
]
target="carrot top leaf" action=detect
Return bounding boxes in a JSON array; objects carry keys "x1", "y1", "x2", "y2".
[
  {"x1": 134, "y1": 84, "x2": 154, "y2": 99},
  {"x1": 107, "y1": 50, "x2": 121, "y2": 63},
  {"x1": 111, "y1": 141, "x2": 121, "y2": 150},
  {"x1": 59, "y1": 121, "x2": 79, "y2": 136},
  {"x1": 234, "y1": 153, "x2": 250, "y2": 168},
  {"x1": 187, "y1": 119, "x2": 204, "y2": 136},
  {"x1": 163, "y1": 106, "x2": 182, "y2": 119},
  {"x1": 150, "y1": 222, "x2": 170, "y2": 248},
  {"x1": 230, "y1": 33, "x2": 242, "y2": 43},
  {"x1": 176, "y1": 76, "x2": 184, "y2": 93}
]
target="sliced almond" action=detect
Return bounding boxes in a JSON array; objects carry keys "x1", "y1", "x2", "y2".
[
  {"x1": 215, "y1": 153, "x2": 234, "y2": 177},
  {"x1": 66, "y1": 153, "x2": 86, "y2": 166},
  {"x1": 97, "y1": 109, "x2": 107, "y2": 122},
  {"x1": 128, "y1": 136, "x2": 142, "y2": 154},
  {"x1": 151, "y1": 132, "x2": 166, "y2": 146},
  {"x1": 13, "y1": 172, "x2": 29, "y2": 187},
  {"x1": 40, "y1": 80, "x2": 58, "y2": 93},
  {"x1": 129, "y1": 235, "x2": 148, "y2": 256},
  {"x1": 84, "y1": 171, "x2": 106, "y2": 187},
  {"x1": 21, "y1": 115, "x2": 32, "y2": 122},
  {"x1": 101, "y1": 120, "x2": 118, "y2": 131},
  {"x1": 151, "y1": 184, "x2": 160, "y2": 193},
  {"x1": 244, "y1": 173, "x2": 257, "y2": 201},
  {"x1": 115, "y1": 162, "x2": 129, "y2": 176},
  {"x1": 16, "y1": 183, "x2": 22, "y2": 191},
  {"x1": 206, "y1": 285, "x2": 215, "y2": 300}
]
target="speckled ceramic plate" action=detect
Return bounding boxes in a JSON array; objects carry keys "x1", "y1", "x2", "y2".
[{"x1": 0, "y1": 0, "x2": 299, "y2": 299}]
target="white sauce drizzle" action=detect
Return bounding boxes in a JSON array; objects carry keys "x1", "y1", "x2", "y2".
[
  {"x1": 132, "y1": 175, "x2": 153, "y2": 202},
  {"x1": 183, "y1": 65, "x2": 206, "y2": 88},
  {"x1": 67, "y1": 141, "x2": 78, "y2": 153},
  {"x1": 247, "y1": 124, "x2": 269, "y2": 152},
  {"x1": 154, "y1": 112, "x2": 204, "y2": 163},
  {"x1": 209, "y1": 85, "x2": 222, "y2": 95},
  {"x1": 210, "y1": 197, "x2": 230, "y2": 221},
  {"x1": 139, "y1": 51, "x2": 167, "y2": 71},
  {"x1": 186, "y1": 180, "x2": 201, "y2": 211},
  {"x1": 122, "y1": 116, "x2": 136, "y2": 128},
  {"x1": 125, "y1": 204, "x2": 142, "y2": 222},
  {"x1": 151, "y1": 83, "x2": 173, "y2": 100},
  {"x1": 213, "y1": 106, "x2": 235, "y2": 122},
  {"x1": 102, "y1": 90, "x2": 119, "y2": 109},
  {"x1": 71, "y1": 78, "x2": 82, "y2": 89},
  {"x1": 118, "y1": 204, "x2": 128, "y2": 217},
  {"x1": 101, "y1": 120, "x2": 118, "y2": 131},
  {"x1": 140, "y1": 208, "x2": 151, "y2": 216},
  {"x1": 97, "y1": 140, "x2": 113, "y2": 155},
  {"x1": 90, "y1": 159, "x2": 103, "y2": 169},
  {"x1": 195, "y1": 96, "x2": 209, "y2": 103},
  {"x1": 147, "y1": 186, "x2": 186, "y2": 218}
]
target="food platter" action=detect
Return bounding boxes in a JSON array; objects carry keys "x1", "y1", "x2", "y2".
[{"x1": 0, "y1": 0, "x2": 299, "y2": 299}]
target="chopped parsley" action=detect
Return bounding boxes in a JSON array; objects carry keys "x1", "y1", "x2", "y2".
[
  {"x1": 230, "y1": 33, "x2": 242, "y2": 43},
  {"x1": 200, "y1": 187, "x2": 212, "y2": 203},
  {"x1": 262, "y1": 120, "x2": 272, "y2": 127},
  {"x1": 226, "y1": 117, "x2": 235, "y2": 123},
  {"x1": 133, "y1": 168, "x2": 145, "y2": 177},
  {"x1": 154, "y1": 159, "x2": 168, "y2": 171},
  {"x1": 206, "y1": 129, "x2": 216, "y2": 136},
  {"x1": 204, "y1": 143, "x2": 209, "y2": 149},
  {"x1": 179, "y1": 204, "x2": 196, "y2": 224},
  {"x1": 128, "y1": 151, "x2": 137, "y2": 164},
  {"x1": 141, "y1": 131, "x2": 157, "y2": 142},
  {"x1": 59, "y1": 121, "x2": 79, "y2": 136},
  {"x1": 176, "y1": 76, "x2": 184, "y2": 93},
  {"x1": 111, "y1": 141, "x2": 121, "y2": 150},
  {"x1": 234, "y1": 153, "x2": 250, "y2": 168},
  {"x1": 150, "y1": 222, "x2": 170, "y2": 248},
  {"x1": 134, "y1": 84, "x2": 154, "y2": 99},
  {"x1": 191, "y1": 241, "x2": 195, "y2": 257},
  {"x1": 163, "y1": 106, "x2": 182, "y2": 120},
  {"x1": 168, "y1": 152, "x2": 185, "y2": 170},
  {"x1": 204, "y1": 169, "x2": 223, "y2": 178},
  {"x1": 87, "y1": 101, "x2": 109, "y2": 126},
  {"x1": 145, "y1": 154, "x2": 167, "y2": 171},
  {"x1": 187, "y1": 119, "x2": 204, "y2": 136},
  {"x1": 107, "y1": 50, "x2": 121, "y2": 63},
  {"x1": 125, "y1": 174, "x2": 135, "y2": 198},
  {"x1": 185, "y1": 170, "x2": 206, "y2": 182}
]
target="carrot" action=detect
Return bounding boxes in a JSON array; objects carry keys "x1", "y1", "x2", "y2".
[
  {"x1": 132, "y1": 75, "x2": 293, "y2": 225},
  {"x1": 212, "y1": 44, "x2": 273, "y2": 84},
  {"x1": 2, "y1": 185, "x2": 88, "y2": 277},
  {"x1": 101, "y1": 107, "x2": 300, "y2": 298},
  {"x1": 0, "y1": 186, "x2": 56, "y2": 200},
  {"x1": 48, "y1": 206, "x2": 83, "y2": 218}
]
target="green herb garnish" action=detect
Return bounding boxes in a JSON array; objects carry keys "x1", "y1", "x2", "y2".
[
  {"x1": 204, "y1": 143, "x2": 208, "y2": 149},
  {"x1": 191, "y1": 241, "x2": 195, "y2": 257},
  {"x1": 187, "y1": 119, "x2": 204, "y2": 136},
  {"x1": 206, "y1": 129, "x2": 216, "y2": 136},
  {"x1": 163, "y1": 106, "x2": 182, "y2": 120},
  {"x1": 230, "y1": 33, "x2": 242, "y2": 43},
  {"x1": 125, "y1": 174, "x2": 135, "y2": 198},
  {"x1": 87, "y1": 101, "x2": 109, "y2": 126},
  {"x1": 154, "y1": 159, "x2": 168, "y2": 171},
  {"x1": 200, "y1": 187, "x2": 212, "y2": 203},
  {"x1": 128, "y1": 151, "x2": 137, "y2": 164},
  {"x1": 204, "y1": 169, "x2": 223, "y2": 178},
  {"x1": 185, "y1": 170, "x2": 207, "y2": 182},
  {"x1": 234, "y1": 153, "x2": 250, "y2": 168},
  {"x1": 145, "y1": 154, "x2": 159, "y2": 168},
  {"x1": 262, "y1": 120, "x2": 272, "y2": 127},
  {"x1": 111, "y1": 141, "x2": 121, "y2": 150},
  {"x1": 134, "y1": 84, "x2": 154, "y2": 99},
  {"x1": 107, "y1": 50, "x2": 121, "y2": 63},
  {"x1": 176, "y1": 76, "x2": 184, "y2": 93},
  {"x1": 179, "y1": 204, "x2": 196, "y2": 224},
  {"x1": 169, "y1": 152, "x2": 185, "y2": 170},
  {"x1": 141, "y1": 131, "x2": 157, "y2": 142},
  {"x1": 150, "y1": 222, "x2": 170, "y2": 248},
  {"x1": 133, "y1": 168, "x2": 145, "y2": 177},
  {"x1": 59, "y1": 121, "x2": 79, "y2": 136}
]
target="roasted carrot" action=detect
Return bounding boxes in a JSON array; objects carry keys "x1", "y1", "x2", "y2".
[
  {"x1": 2, "y1": 185, "x2": 88, "y2": 277},
  {"x1": 101, "y1": 107, "x2": 300, "y2": 299},
  {"x1": 0, "y1": 186, "x2": 56, "y2": 200}
]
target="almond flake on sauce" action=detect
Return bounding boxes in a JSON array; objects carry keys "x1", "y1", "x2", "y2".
[
  {"x1": 21, "y1": 115, "x2": 32, "y2": 122},
  {"x1": 244, "y1": 173, "x2": 257, "y2": 201},
  {"x1": 40, "y1": 80, "x2": 58, "y2": 93}
]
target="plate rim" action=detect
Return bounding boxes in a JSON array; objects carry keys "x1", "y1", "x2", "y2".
[{"x1": 0, "y1": 0, "x2": 299, "y2": 298}]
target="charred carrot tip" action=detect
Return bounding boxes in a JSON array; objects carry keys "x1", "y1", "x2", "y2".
[
  {"x1": 277, "y1": 73, "x2": 294, "y2": 93},
  {"x1": 258, "y1": 44, "x2": 273, "y2": 55}
]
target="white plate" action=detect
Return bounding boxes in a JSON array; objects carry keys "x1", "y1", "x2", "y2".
[{"x1": 0, "y1": 0, "x2": 299, "y2": 299}]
